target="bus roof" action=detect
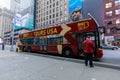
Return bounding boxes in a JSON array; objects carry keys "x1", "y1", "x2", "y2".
[{"x1": 19, "y1": 18, "x2": 97, "y2": 39}]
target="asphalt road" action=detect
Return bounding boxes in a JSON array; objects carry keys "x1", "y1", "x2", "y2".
[
  {"x1": 101, "y1": 49, "x2": 120, "y2": 65},
  {"x1": 0, "y1": 50, "x2": 120, "y2": 80},
  {"x1": 1, "y1": 45, "x2": 120, "y2": 66}
]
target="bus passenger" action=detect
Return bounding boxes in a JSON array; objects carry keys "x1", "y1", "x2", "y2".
[{"x1": 82, "y1": 35, "x2": 94, "y2": 67}]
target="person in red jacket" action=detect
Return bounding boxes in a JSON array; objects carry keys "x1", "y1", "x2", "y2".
[{"x1": 83, "y1": 35, "x2": 94, "y2": 67}]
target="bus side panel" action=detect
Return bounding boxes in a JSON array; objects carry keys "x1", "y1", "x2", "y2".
[
  {"x1": 31, "y1": 45, "x2": 40, "y2": 52},
  {"x1": 63, "y1": 34, "x2": 78, "y2": 56},
  {"x1": 47, "y1": 45, "x2": 58, "y2": 54}
]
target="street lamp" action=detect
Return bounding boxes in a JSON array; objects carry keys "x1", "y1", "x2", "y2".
[{"x1": 10, "y1": 23, "x2": 14, "y2": 51}]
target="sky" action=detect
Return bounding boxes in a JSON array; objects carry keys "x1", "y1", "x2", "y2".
[{"x1": 0, "y1": 0, "x2": 11, "y2": 9}]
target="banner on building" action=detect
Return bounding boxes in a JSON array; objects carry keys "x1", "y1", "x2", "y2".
[
  {"x1": 12, "y1": 13, "x2": 22, "y2": 30},
  {"x1": 69, "y1": 0, "x2": 82, "y2": 22},
  {"x1": 12, "y1": 0, "x2": 34, "y2": 30}
]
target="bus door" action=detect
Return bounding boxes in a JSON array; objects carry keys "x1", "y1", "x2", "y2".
[
  {"x1": 40, "y1": 37, "x2": 47, "y2": 51},
  {"x1": 77, "y1": 32, "x2": 97, "y2": 56},
  {"x1": 76, "y1": 33, "x2": 85, "y2": 56}
]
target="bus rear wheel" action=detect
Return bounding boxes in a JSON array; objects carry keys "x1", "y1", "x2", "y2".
[{"x1": 62, "y1": 48, "x2": 73, "y2": 57}]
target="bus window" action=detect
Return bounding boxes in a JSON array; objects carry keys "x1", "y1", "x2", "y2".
[
  {"x1": 33, "y1": 38, "x2": 39, "y2": 45},
  {"x1": 21, "y1": 38, "x2": 34, "y2": 45},
  {"x1": 56, "y1": 36, "x2": 63, "y2": 44},
  {"x1": 39, "y1": 38, "x2": 43, "y2": 45},
  {"x1": 47, "y1": 37, "x2": 57, "y2": 45},
  {"x1": 63, "y1": 37, "x2": 70, "y2": 44},
  {"x1": 44, "y1": 38, "x2": 47, "y2": 45},
  {"x1": 47, "y1": 38, "x2": 52, "y2": 45},
  {"x1": 27, "y1": 38, "x2": 34, "y2": 45}
]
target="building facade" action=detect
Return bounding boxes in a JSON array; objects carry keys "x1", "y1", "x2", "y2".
[
  {"x1": 3, "y1": 0, "x2": 20, "y2": 45},
  {"x1": 0, "y1": 8, "x2": 13, "y2": 40},
  {"x1": 20, "y1": 0, "x2": 35, "y2": 30},
  {"x1": 103, "y1": 0, "x2": 120, "y2": 46},
  {"x1": 10, "y1": 0, "x2": 20, "y2": 13},
  {"x1": 35, "y1": 0, "x2": 69, "y2": 29}
]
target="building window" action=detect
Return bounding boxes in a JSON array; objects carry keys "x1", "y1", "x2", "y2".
[
  {"x1": 115, "y1": 9, "x2": 120, "y2": 15},
  {"x1": 115, "y1": 0, "x2": 120, "y2": 6},
  {"x1": 53, "y1": 14, "x2": 55, "y2": 18},
  {"x1": 107, "y1": 21, "x2": 112, "y2": 25},
  {"x1": 107, "y1": 28, "x2": 110, "y2": 34},
  {"x1": 116, "y1": 19, "x2": 120, "y2": 24},
  {"x1": 56, "y1": 13, "x2": 58, "y2": 17},
  {"x1": 64, "y1": 10, "x2": 67, "y2": 14},
  {"x1": 65, "y1": 5, "x2": 67, "y2": 8},
  {"x1": 61, "y1": 18, "x2": 63, "y2": 22},
  {"x1": 116, "y1": 28, "x2": 120, "y2": 33},
  {"x1": 64, "y1": 17, "x2": 67, "y2": 20},
  {"x1": 56, "y1": 1, "x2": 58, "y2": 5},
  {"x1": 105, "y1": 2, "x2": 112, "y2": 8},
  {"x1": 106, "y1": 11, "x2": 112, "y2": 16}
]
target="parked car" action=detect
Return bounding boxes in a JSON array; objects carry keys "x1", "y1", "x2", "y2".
[{"x1": 102, "y1": 44, "x2": 119, "y2": 50}]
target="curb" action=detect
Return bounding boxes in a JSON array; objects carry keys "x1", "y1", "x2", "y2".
[
  {"x1": 94, "y1": 61, "x2": 120, "y2": 70},
  {"x1": 23, "y1": 52, "x2": 120, "y2": 70}
]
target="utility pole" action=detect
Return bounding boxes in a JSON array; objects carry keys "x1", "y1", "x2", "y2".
[{"x1": 10, "y1": 23, "x2": 14, "y2": 51}]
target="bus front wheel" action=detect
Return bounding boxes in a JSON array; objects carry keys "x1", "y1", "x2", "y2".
[{"x1": 62, "y1": 48, "x2": 73, "y2": 57}]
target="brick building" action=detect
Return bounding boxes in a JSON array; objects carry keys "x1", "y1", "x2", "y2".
[{"x1": 103, "y1": 0, "x2": 120, "y2": 46}]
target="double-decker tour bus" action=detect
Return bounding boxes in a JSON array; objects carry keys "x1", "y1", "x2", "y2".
[{"x1": 17, "y1": 18, "x2": 103, "y2": 59}]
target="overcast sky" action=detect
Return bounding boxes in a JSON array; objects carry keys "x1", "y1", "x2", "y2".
[{"x1": 0, "y1": 0, "x2": 11, "y2": 9}]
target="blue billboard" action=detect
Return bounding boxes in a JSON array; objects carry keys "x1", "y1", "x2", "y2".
[
  {"x1": 12, "y1": 0, "x2": 34, "y2": 30},
  {"x1": 12, "y1": 14, "x2": 22, "y2": 30},
  {"x1": 69, "y1": 0, "x2": 82, "y2": 22}
]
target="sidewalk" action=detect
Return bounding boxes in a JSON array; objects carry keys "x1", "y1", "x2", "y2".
[{"x1": 0, "y1": 50, "x2": 120, "y2": 80}]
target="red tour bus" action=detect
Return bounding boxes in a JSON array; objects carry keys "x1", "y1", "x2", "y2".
[{"x1": 17, "y1": 18, "x2": 103, "y2": 59}]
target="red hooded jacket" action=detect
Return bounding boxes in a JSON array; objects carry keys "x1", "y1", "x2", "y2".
[{"x1": 83, "y1": 39, "x2": 94, "y2": 54}]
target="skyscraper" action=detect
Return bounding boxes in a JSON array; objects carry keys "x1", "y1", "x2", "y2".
[
  {"x1": 10, "y1": 0, "x2": 20, "y2": 13},
  {"x1": 35, "y1": 0, "x2": 104, "y2": 29},
  {"x1": 19, "y1": 0, "x2": 35, "y2": 30},
  {"x1": 0, "y1": 8, "x2": 13, "y2": 43},
  {"x1": 35, "y1": 0, "x2": 69, "y2": 29},
  {"x1": 0, "y1": 0, "x2": 11, "y2": 9}
]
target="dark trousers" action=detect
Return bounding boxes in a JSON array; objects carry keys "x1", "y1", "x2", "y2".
[{"x1": 85, "y1": 53, "x2": 93, "y2": 67}]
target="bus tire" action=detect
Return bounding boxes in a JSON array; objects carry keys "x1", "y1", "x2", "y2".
[
  {"x1": 27, "y1": 47, "x2": 32, "y2": 52},
  {"x1": 62, "y1": 47, "x2": 73, "y2": 57}
]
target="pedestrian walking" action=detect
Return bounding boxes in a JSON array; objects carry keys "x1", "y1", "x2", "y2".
[
  {"x1": 82, "y1": 35, "x2": 94, "y2": 67},
  {"x1": 2, "y1": 43, "x2": 4, "y2": 50}
]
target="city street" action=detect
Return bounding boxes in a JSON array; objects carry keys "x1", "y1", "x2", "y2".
[
  {"x1": 1, "y1": 45, "x2": 120, "y2": 66},
  {"x1": 0, "y1": 0, "x2": 120, "y2": 80},
  {"x1": 101, "y1": 49, "x2": 120, "y2": 65},
  {"x1": 0, "y1": 49, "x2": 120, "y2": 80}
]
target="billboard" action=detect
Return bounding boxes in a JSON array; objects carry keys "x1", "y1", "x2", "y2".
[
  {"x1": 12, "y1": 14, "x2": 22, "y2": 30},
  {"x1": 69, "y1": 0, "x2": 82, "y2": 22},
  {"x1": 12, "y1": 0, "x2": 34, "y2": 30},
  {"x1": 21, "y1": 13, "x2": 34, "y2": 30}
]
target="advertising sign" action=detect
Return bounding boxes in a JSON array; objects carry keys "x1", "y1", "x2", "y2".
[
  {"x1": 12, "y1": 0, "x2": 34, "y2": 30},
  {"x1": 69, "y1": 0, "x2": 82, "y2": 22},
  {"x1": 21, "y1": 13, "x2": 34, "y2": 30},
  {"x1": 12, "y1": 14, "x2": 22, "y2": 30}
]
